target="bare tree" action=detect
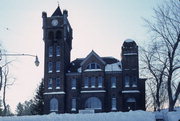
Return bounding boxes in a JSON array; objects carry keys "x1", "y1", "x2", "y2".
[
  {"x1": 0, "y1": 57, "x2": 15, "y2": 116},
  {"x1": 143, "y1": 0, "x2": 180, "y2": 111}
]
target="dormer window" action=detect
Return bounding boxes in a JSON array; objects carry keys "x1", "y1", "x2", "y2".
[{"x1": 86, "y1": 63, "x2": 100, "y2": 69}]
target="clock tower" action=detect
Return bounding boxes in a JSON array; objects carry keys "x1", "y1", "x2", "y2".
[{"x1": 42, "y1": 6, "x2": 73, "y2": 114}]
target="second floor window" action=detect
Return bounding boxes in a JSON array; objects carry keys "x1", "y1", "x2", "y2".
[
  {"x1": 124, "y1": 76, "x2": 130, "y2": 87},
  {"x1": 91, "y1": 77, "x2": 96, "y2": 88},
  {"x1": 71, "y1": 78, "x2": 76, "y2": 89},
  {"x1": 48, "y1": 62, "x2": 53, "y2": 73},
  {"x1": 111, "y1": 77, "x2": 116, "y2": 88},
  {"x1": 56, "y1": 78, "x2": 60, "y2": 89},
  {"x1": 84, "y1": 77, "x2": 89, "y2": 88},
  {"x1": 48, "y1": 78, "x2": 53, "y2": 89},
  {"x1": 56, "y1": 46, "x2": 60, "y2": 56},
  {"x1": 98, "y1": 76, "x2": 103, "y2": 88},
  {"x1": 132, "y1": 76, "x2": 137, "y2": 87},
  {"x1": 56, "y1": 61, "x2": 60, "y2": 72},
  {"x1": 48, "y1": 46, "x2": 53, "y2": 57}
]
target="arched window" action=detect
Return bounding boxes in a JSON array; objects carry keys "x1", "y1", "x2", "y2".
[
  {"x1": 50, "y1": 98, "x2": 58, "y2": 112},
  {"x1": 85, "y1": 97, "x2": 102, "y2": 109},
  {"x1": 56, "y1": 30, "x2": 62, "y2": 39},
  {"x1": 86, "y1": 63, "x2": 100, "y2": 69},
  {"x1": 48, "y1": 31, "x2": 54, "y2": 40}
]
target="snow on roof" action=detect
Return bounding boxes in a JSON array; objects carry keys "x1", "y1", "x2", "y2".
[
  {"x1": 84, "y1": 69, "x2": 103, "y2": 72},
  {"x1": 122, "y1": 90, "x2": 140, "y2": 93},
  {"x1": 0, "y1": 111, "x2": 155, "y2": 121},
  {"x1": 105, "y1": 62, "x2": 122, "y2": 72},
  {"x1": 123, "y1": 53, "x2": 137, "y2": 56},
  {"x1": 124, "y1": 39, "x2": 134, "y2": 43},
  {"x1": 44, "y1": 91, "x2": 65, "y2": 95},
  {"x1": 81, "y1": 90, "x2": 106, "y2": 93}
]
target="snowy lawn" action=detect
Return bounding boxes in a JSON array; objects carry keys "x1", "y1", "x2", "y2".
[{"x1": 0, "y1": 110, "x2": 155, "y2": 121}]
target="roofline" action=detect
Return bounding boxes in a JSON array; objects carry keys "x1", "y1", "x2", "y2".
[{"x1": 80, "y1": 50, "x2": 106, "y2": 66}]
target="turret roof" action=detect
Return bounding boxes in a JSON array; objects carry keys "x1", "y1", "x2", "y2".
[{"x1": 51, "y1": 6, "x2": 62, "y2": 17}]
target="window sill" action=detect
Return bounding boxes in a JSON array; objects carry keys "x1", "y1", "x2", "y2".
[
  {"x1": 72, "y1": 87, "x2": 76, "y2": 90},
  {"x1": 111, "y1": 108, "x2": 117, "y2": 111},
  {"x1": 71, "y1": 108, "x2": 76, "y2": 111},
  {"x1": 48, "y1": 87, "x2": 52, "y2": 89},
  {"x1": 56, "y1": 87, "x2": 60, "y2": 89}
]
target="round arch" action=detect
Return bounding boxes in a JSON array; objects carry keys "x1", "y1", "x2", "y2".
[
  {"x1": 50, "y1": 98, "x2": 58, "y2": 112},
  {"x1": 85, "y1": 97, "x2": 102, "y2": 109}
]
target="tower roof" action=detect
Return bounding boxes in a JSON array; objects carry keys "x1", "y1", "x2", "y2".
[{"x1": 51, "y1": 6, "x2": 63, "y2": 17}]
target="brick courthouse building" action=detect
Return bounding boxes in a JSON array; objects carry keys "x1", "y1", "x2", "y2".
[{"x1": 42, "y1": 6, "x2": 146, "y2": 114}]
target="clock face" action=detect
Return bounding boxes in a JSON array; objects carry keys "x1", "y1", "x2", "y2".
[{"x1": 51, "y1": 19, "x2": 58, "y2": 26}]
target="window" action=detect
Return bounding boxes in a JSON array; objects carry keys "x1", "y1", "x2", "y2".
[
  {"x1": 91, "y1": 77, "x2": 96, "y2": 88},
  {"x1": 85, "y1": 97, "x2": 102, "y2": 109},
  {"x1": 48, "y1": 31, "x2": 54, "y2": 40},
  {"x1": 98, "y1": 77, "x2": 103, "y2": 88},
  {"x1": 50, "y1": 98, "x2": 58, "y2": 112},
  {"x1": 71, "y1": 78, "x2": 76, "y2": 89},
  {"x1": 56, "y1": 61, "x2": 60, "y2": 72},
  {"x1": 71, "y1": 98, "x2": 76, "y2": 111},
  {"x1": 132, "y1": 76, "x2": 137, "y2": 87},
  {"x1": 56, "y1": 78, "x2": 60, "y2": 89},
  {"x1": 48, "y1": 46, "x2": 53, "y2": 57},
  {"x1": 86, "y1": 63, "x2": 100, "y2": 69},
  {"x1": 124, "y1": 76, "x2": 130, "y2": 87},
  {"x1": 56, "y1": 46, "x2": 60, "y2": 56},
  {"x1": 48, "y1": 62, "x2": 53, "y2": 73},
  {"x1": 111, "y1": 98, "x2": 117, "y2": 110},
  {"x1": 56, "y1": 31, "x2": 62, "y2": 39},
  {"x1": 48, "y1": 78, "x2": 52, "y2": 89},
  {"x1": 111, "y1": 77, "x2": 116, "y2": 88},
  {"x1": 84, "y1": 77, "x2": 89, "y2": 88},
  {"x1": 126, "y1": 98, "x2": 136, "y2": 111}
]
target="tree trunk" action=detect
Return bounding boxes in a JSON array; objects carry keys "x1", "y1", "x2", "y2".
[{"x1": 2, "y1": 74, "x2": 7, "y2": 115}]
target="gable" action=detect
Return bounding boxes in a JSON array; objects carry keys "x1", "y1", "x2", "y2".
[{"x1": 80, "y1": 50, "x2": 106, "y2": 66}]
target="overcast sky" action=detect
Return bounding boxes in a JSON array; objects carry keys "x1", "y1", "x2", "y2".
[{"x1": 0, "y1": 0, "x2": 163, "y2": 112}]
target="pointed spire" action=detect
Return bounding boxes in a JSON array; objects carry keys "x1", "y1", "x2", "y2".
[{"x1": 51, "y1": 5, "x2": 63, "y2": 17}]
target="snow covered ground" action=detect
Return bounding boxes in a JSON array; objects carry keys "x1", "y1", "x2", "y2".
[
  {"x1": 155, "y1": 107, "x2": 180, "y2": 121},
  {"x1": 0, "y1": 110, "x2": 155, "y2": 121},
  {"x1": 0, "y1": 109, "x2": 179, "y2": 121}
]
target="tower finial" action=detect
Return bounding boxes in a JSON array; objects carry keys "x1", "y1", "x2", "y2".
[{"x1": 57, "y1": 1, "x2": 60, "y2": 6}]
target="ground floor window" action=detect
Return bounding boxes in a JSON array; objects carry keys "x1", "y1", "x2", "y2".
[
  {"x1": 126, "y1": 97, "x2": 136, "y2": 111},
  {"x1": 50, "y1": 98, "x2": 58, "y2": 112},
  {"x1": 111, "y1": 98, "x2": 117, "y2": 110},
  {"x1": 71, "y1": 98, "x2": 76, "y2": 111},
  {"x1": 85, "y1": 97, "x2": 102, "y2": 109}
]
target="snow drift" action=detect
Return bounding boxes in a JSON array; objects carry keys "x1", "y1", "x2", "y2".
[{"x1": 0, "y1": 110, "x2": 155, "y2": 121}]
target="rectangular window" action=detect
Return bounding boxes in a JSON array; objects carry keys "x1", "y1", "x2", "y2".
[
  {"x1": 71, "y1": 78, "x2": 76, "y2": 89},
  {"x1": 48, "y1": 62, "x2": 53, "y2": 73},
  {"x1": 125, "y1": 76, "x2": 130, "y2": 87},
  {"x1": 48, "y1": 78, "x2": 53, "y2": 89},
  {"x1": 132, "y1": 76, "x2": 137, "y2": 87},
  {"x1": 56, "y1": 61, "x2": 60, "y2": 72},
  {"x1": 91, "y1": 77, "x2": 96, "y2": 88},
  {"x1": 56, "y1": 78, "x2": 60, "y2": 89},
  {"x1": 98, "y1": 76, "x2": 103, "y2": 88},
  {"x1": 56, "y1": 46, "x2": 60, "y2": 56},
  {"x1": 111, "y1": 98, "x2": 117, "y2": 110},
  {"x1": 84, "y1": 77, "x2": 89, "y2": 88},
  {"x1": 111, "y1": 77, "x2": 116, "y2": 88},
  {"x1": 71, "y1": 98, "x2": 76, "y2": 111},
  {"x1": 48, "y1": 46, "x2": 53, "y2": 57}
]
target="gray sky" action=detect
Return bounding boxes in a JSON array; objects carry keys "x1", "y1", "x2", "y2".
[{"x1": 0, "y1": 0, "x2": 163, "y2": 112}]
